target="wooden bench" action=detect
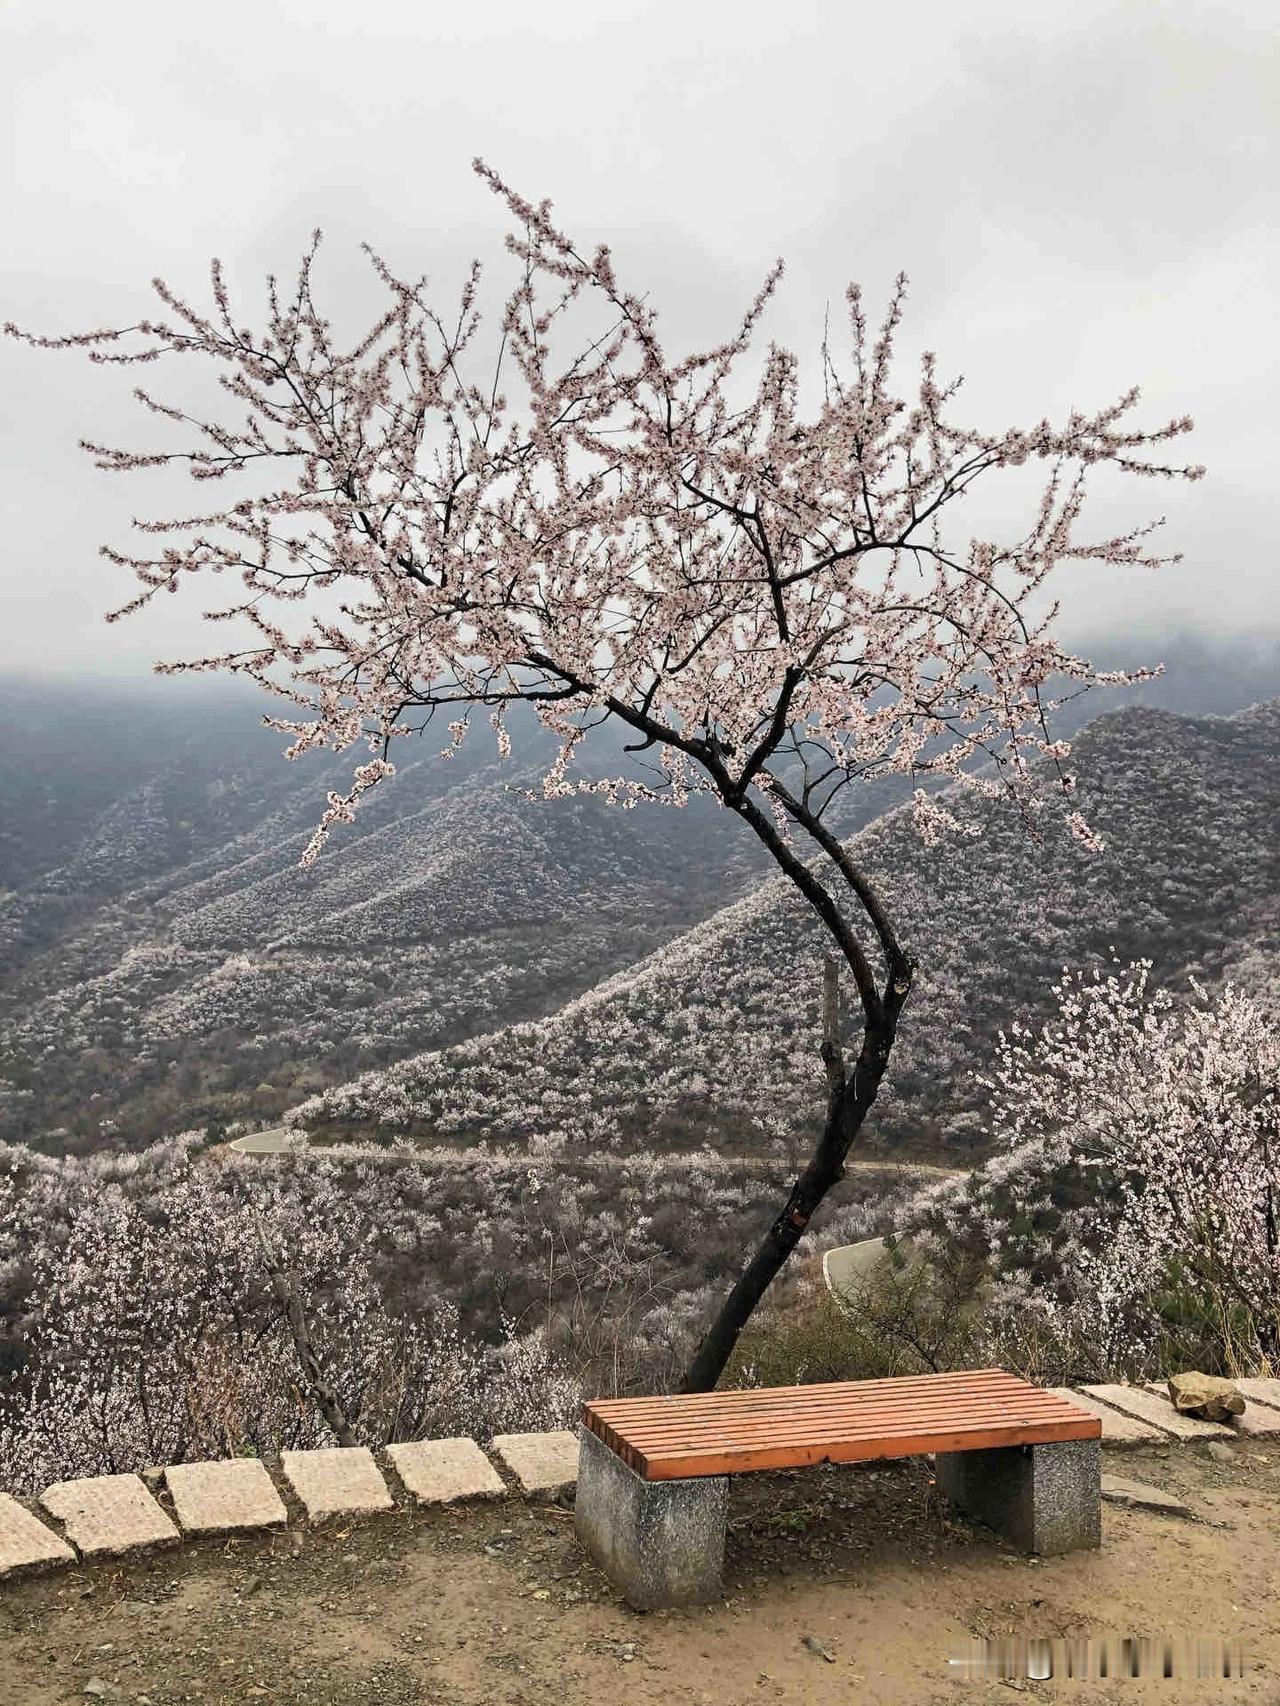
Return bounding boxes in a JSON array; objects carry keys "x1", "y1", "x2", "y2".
[{"x1": 575, "y1": 1369, "x2": 1102, "y2": 1608}]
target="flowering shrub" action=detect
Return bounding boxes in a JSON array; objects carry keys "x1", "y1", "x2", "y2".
[
  {"x1": 0, "y1": 1136, "x2": 579, "y2": 1493},
  {"x1": 0, "y1": 1133, "x2": 913, "y2": 1492},
  {"x1": 911, "y1": 965, "x2": 1280, "y2": 1379}
]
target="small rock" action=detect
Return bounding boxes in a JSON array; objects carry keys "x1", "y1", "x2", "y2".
[
  {"x1": 1168, "y1": 1372, "x2": 1245, "y2": 1422},
  {"x1": 83, "y1": 1683, "x2": 112, "y2": 1700},
  {"x1": 801, "y1": 1635, "x2": 837, "y2": 1663},
  {"x1": 1101, "y1": 1475, "x2": 1193, "y2": 1518},
  {"x1": 1206, "y1": 1441, "x2": 1236, "y2": 1465}
]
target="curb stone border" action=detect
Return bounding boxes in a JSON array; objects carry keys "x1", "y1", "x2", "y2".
[{"x1": 1, "y1": 1383, "x2": 1273, "y2": 1583}]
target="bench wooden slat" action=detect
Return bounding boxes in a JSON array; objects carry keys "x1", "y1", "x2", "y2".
[
  {"x1": 617, "y1": 1421, "x2": 1097, "y2": 1480},
  {"x1": 593, "y1": 1392, "x2": 1092, "y2": 1433},
  {"x1": 583, "y1": 1370, "x2": 1100, "y2": 1481},
  {"x1": 593, "y1": 1405, "x2": 1092, "y2": 1446},
  {"x1": 591, "y1": 1367, "x2": 1024, "y2": 1418},
  {"x1": 588, "y1": 1379, "x2": 1084, "y2": 1441},
  {"x1": 603, "y1": 1408, "x2": 1085, "y2": 1452}
]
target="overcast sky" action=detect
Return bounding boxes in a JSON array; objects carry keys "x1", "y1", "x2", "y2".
[{"x1": 2, "y1": 0, "x2": 1276, "y2": 681}]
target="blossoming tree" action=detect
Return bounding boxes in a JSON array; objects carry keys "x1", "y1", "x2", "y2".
[
  {"x1": 7, "y1": 164, "x2": 1204, "y2": 1390},
  {"x1": 913, "y1": 964, "x2": 1280, "y2": 1376}
]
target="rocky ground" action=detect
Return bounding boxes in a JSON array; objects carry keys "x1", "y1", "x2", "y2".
[{"x1": 2, "y1": 1441, "x2": 1278, "y2": 1706}]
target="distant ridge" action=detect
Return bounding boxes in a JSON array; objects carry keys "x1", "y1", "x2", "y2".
[
  {"x1": 1, "y1": 677, "x2": 1276, "y2": 1157},
  {"x1": 291, "y1": 699, "x2": 1280, "y2": 1163}
]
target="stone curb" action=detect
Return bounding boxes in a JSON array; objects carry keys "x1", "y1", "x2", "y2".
[
  {"x1": 41, "y1": 1474, "x2": 180, "y2": 1560},
  {"x1": 1049, "y1": 1387, "x2": 1167, "y2": 1447},
  {"x1": 1082, "y1": 1383, "x2": 1235, "y2": 1441},
  {"x1": 0, "y1": 1492, "x2": 76, "y2": 1581},
  {"x1": 164, "y1": 1458, "x2": 290, "y2": 1537},
  {"x1": 385, "y1": 1437, "x2": 506, "y2": 1505},
  {"x1": 491, "y1": 1431, "x2": 580, "y2": 1498},
  {"x1": 279, "y1": 1447, "x2": 394, "y2": 1525},
  {"x1": 1, "y1": 1387, "x2": 1274, "y2": 1586}
]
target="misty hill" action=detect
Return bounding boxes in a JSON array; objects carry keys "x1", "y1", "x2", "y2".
[
  {"x1": 1, "y1": 642, "x2": 1277, "y2": 1154},
  {"x1": 293, "y1": 698, "x2": 1280, "y2": 1162},
  {"x1": 2, "y1": 680, "x2": 820, "y2": 1149},
  {"x1": 0, "y1": 758, "x2": 762, "y2": 1150}
]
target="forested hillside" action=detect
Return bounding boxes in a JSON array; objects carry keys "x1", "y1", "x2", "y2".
[
  {"x1": 295, "y1": 699, "x2": 1280, "y2": 1162},
  {"x1": 0, "y1": 721, "x2": 770, "y2": 1149},
  {"x1": 2, "y1": 661, "x2": 1277, "y2": 1158}
]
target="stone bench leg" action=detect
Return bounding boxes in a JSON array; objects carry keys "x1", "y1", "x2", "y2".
[
  {"x1": 936, "y1": 1439, "x2": 1101, "y2": 1556},
  {"x1": 574, "y1": 1425, "x2": 728, "y2": 1610}
]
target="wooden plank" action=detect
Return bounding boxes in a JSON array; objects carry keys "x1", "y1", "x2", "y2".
[
  {"x1": 604, "y1": 1416, "x2": 1095, "y2": 1461},
  {"x1": 584, "y1": 1394, "x2": 1093, "y2": 1451},
  {"x1": 636, "y1": 1416, "x2": 1100, "y2": 1480},
  {"x1": 586, "y1": 1396, "x2": 1076, "y2": 1439},
  {"x1": 582, "y1": 1370, "x2": 1100, "y2": 1481},
  {"x1": 595, "y1": 1417, "x2": 1087, "y2": 1462},
  {"x1": 588, "y1": 1394, "x2": 1045, "y2": 1434},
  {"x1": 597, "y1": 1405, "x2": 1099, "y2": 1460},
  {"x1": 586, "y1": 1387, "x2": 1076, "y2": 1432},
  {"x1": 597, "y1": 1392, "x2": 1099, "y2": 1433},
  {"x1": 588, "y1": 1369, "x2": 1018, "y2": 1418}
]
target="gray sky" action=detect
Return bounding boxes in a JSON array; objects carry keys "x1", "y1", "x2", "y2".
[{"x1": 2, "y1": 0, "x2": 1276, "y2": 679}]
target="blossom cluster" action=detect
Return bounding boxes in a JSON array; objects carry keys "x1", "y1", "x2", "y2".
[
  {"x1": 907, "y1": 966, "x2": 1280, "y2": 1377},
  {"x1": 7, "y1": 163, "x2": 1202, "y2": 895}
]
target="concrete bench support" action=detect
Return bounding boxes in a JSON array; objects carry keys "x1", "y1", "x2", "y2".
[
  {"x1": 936, "y1": 1437, "x2": 1101, "y2": 1555},
  {"x1": 574, "y1": 1425, "x2": 728, "y2": 1609}
]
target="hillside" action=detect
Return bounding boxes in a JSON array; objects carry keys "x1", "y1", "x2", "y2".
[
  {"x1": 2, "y1": 658, "x2": 1277, "y2": 1156},
  {"x1": 0, "y1": 685, "x2": 800, "y2": 1149},
  {"x1": 0, "y1": 752, "x2": 776, "y2": 1148},
  {"x1": 292, "y1": 699, "x2": 1280, "y2": 1162}
]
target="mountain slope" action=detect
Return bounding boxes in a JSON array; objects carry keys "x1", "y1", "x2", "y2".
[
  {"x1": 292, "y1": 700, "x2": 1280, "y2": 1161},
  {"x1": 0, "y1": 696, "x2": 787, "y2": 1148}
]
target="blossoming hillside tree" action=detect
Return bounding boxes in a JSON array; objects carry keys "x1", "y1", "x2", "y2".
[
  {"x1": 913, "y1": 965, "x2": 1280, "y2": 1376},
  {"x1": 8, "y1": 163, "x2": 1204, "y2": 1391}
]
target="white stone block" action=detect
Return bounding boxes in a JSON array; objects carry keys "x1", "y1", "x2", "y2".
[
  {"x1": 0, "y1": 1493, "x2": 75, "y2": 1579},
  {"x1": 164, "y1": 1458, "x2": 288, "y2": 1536},
  {"x1": 41, "y1": 1474, "x2": 179, "y2": 1558},
  {"x1": 1081, "y1": 1384, "x2": 1233, "y2": 1441},
  {"x1": 1234, "y1": 1377, "x2": 1280, "y2": 1415},
  {"x1": 279, "y1": 1447, "x2": 393, "y2": 1524},
  {"x1": 386, "y1": 1437, "x2": 505, "y2": 1504},
  {"x1": 1049, "y1": 1388, "x2": 1170, "y2": 1446},
  {"x1": 491, "y1": 1430, "x2": 579, "y2": 1496}
]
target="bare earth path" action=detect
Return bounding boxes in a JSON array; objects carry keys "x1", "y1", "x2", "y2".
[{"x1": 3, "y1": 1444, "x2": 1278, "y2": 1705}]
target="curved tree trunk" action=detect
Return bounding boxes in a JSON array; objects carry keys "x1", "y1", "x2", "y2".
[{"x1": 680, "y1": 991, "x2": 905, "y2": 1393}]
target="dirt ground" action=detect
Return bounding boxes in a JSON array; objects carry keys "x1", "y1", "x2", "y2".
[{"x1": 3, "y1": 1441, "x2": 1278, "y2": 1706}]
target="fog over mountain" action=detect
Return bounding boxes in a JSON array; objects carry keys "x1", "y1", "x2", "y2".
[{"x1": 2, "y1": 635, "x2": 1276, "y2": 1157}]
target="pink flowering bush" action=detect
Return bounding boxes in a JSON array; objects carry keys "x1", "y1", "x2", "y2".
[
  {"x1": 0, "y1": 1136, "x2": 578, "y2": 1493},
  {"x1": 912, "y1": 964, "x2": 1280, "y2": 1379}
]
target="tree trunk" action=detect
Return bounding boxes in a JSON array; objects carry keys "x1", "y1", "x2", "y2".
[
  {"x1": 254, "y1": 1209, "x2": 357, "y2": 1446},
  {"x1": 679, "y1": 1016, "x2": 898, "y2": 1393}
]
